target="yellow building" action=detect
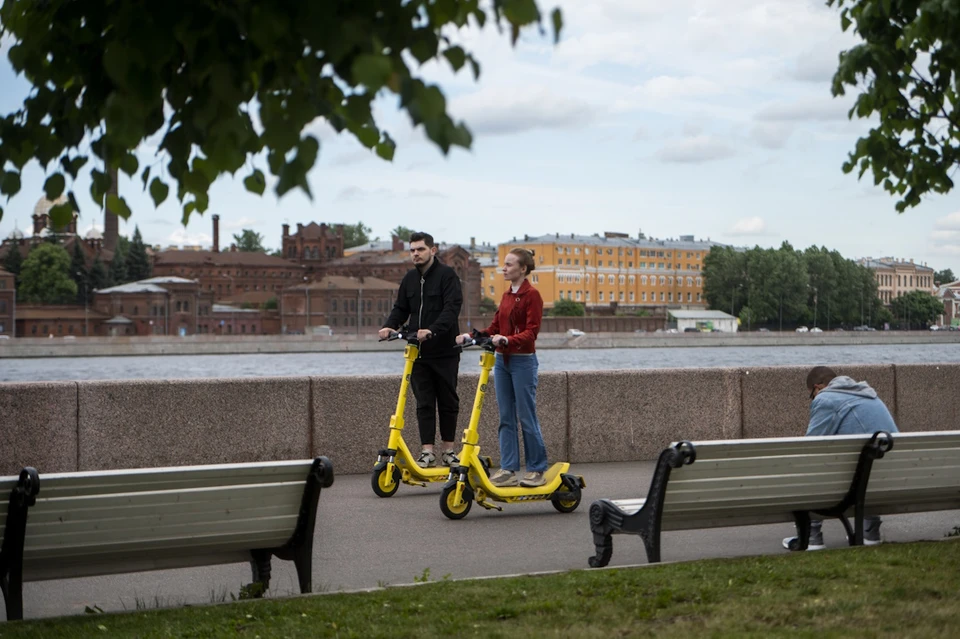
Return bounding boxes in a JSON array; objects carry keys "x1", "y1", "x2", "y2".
[
  {"x1": 479, "y1": 232, "x2": 721, "y2": 311},
  {"x1": 857, "y1": 257, "x2": 936, "y2": 304}
]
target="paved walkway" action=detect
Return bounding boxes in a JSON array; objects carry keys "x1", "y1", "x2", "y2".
[{"x1": 16, "y1": 461, "x2": 960, "y2": 620}]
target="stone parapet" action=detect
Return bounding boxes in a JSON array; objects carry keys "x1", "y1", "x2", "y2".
[{"x1": 0, "y1": 365, "x2": 950, "y2": 475}]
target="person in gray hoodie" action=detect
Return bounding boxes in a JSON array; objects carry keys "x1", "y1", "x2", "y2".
[{"x1": 782, "y1": 366, "x2": 899, "y2": 551}]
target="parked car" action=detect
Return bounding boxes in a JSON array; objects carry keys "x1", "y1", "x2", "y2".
[
  {"x1": 795, "y1": 326, "x2": 809, "y2": 333},
  {"x1": 758, "y1": 327, "x2": 770, "y2": 332},
  {"x1": 683, "y1": 327, "x2": 700, "y2": 333},
  {"x1": 0, "y1": 335, "x2": 9, "y2": 340},
  {"x1": 810, "y1": 327, "x2": 823, "y2": 333},
  {"x1": 566, "y1": 328, "x2": 585, "y2": 337},
  {"x1": 929, "y1": 325, "x2": 941, "y2": 331}
]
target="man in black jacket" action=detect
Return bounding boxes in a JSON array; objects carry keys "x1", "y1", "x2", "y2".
[{"x1": 378, "y1": 231, "x2": 463, "y2": 468}]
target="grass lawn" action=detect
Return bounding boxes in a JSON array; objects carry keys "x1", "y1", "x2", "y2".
[{"x1": 2, "y1": 539, "x2": 959, "y2": 638}]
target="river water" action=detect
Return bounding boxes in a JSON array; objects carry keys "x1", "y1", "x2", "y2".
[{"x1": 1, "y1": 343, "x2": 958, "y2": 382}]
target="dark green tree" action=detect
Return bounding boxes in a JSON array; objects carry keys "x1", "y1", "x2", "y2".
[
  {"x1": 108, "y1": 241, "x2": 128, "y2": 287},
  {"x1": 2, "y1": 245, "x2": 23, "y2": 289},
  {"x1": 88, "y1": 254, "x2": 109, "y2": 300},
  {"x1": 935, "y1": 268, "x2": 956, "y2": 286},
  {"x1": 550, "y1": 299, "x2": 585, "y2": 317},
  {"x1": 0, "y1": 1, "x2": 562, "y2": 227},
  {"x1": 391, "y1": 226, "x2": 414, "y2": 242},
  {"x1": 263, "y1": 296, "x2": 278, "y2": 310},
  {"x1": 478, "y1": 296, "x2": 498, "y2": 315},
  {"x1": 126, "y1": 226, "x2": 152, "y2": 282},
  {"x1": 891, "y1": 290, "x2": 945, "y2": 330},
  {"x1": 342, "y1": 222, "x2": 373, "y2": 249},
  {"x1": 829, "y1": 0, "x2": 960, "y2": 211},
  {"x1": 69, "y1": 240, "x2": 88, "y2": 304},
  {"x1": 18, "y1": 243, "x2": 78, "y2": 303},
  {"x1": 233, "y1": 229, "x2": 266, "y2": 252}
]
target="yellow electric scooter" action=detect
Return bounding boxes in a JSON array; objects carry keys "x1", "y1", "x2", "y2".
[
  {"x1": 371, "y1": 330, "x2": 457, "y2": 497},
  {"x1": 439, "y1": 335, "x2": 586, "y2": 519}
]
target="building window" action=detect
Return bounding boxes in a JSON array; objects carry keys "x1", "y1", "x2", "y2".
[
  {"x1": 490, "y1": 286, "x2": 495, "y2": 295},
  {"x1": 642, "y1": 292, "x2": 647, "y2": 301},
  {"x1": 558, "y1": 291, "x2": 564, "y2": 300},
  {"x1": 659, "y1": 292, "x2": 664, "y2": 301},
  {"x1": 629, "y1": 291, "x2": 635, "y2": 302},
  {"x1": 668, "y1": 292, "x2": 673, "y2": 302},
  {"x1": 599, "y1": 291, "x2": 604, "y2": 301},
  {"x1": 696, "y1": 277, "x2": 702, "y2": 286},
  {"x1": 576, "y1": 291, "x2": 582, "y2": 300},
  {"x1": 599, "y1": 275, "x2": 605, "y2": 284},
  {"x1": 619, "y1": 291, "x2": 624, "y2": 301},
  {"x1": 641, "y1": 276, "x2": 648, "y2": 285},
  {"x1": 618, "y1": 275, "x2": 625, "y2": 285},
  {"x1": 687, "y1": 292, "x2": 692, "y2": 302}
]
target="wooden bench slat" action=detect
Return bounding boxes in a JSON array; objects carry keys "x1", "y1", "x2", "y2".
[
  {"x1": 23, "y1": 549, "x2": 253, "y2": 582},
  {"x1": 37, "y1": 464, "x2": 314, "y2": 498},
  {"x1": 24, "y1": 516, "x2": 296, "y2": 552},
  {"x1": 26, "y1": 499, "x2": 302, "y2": 527}
]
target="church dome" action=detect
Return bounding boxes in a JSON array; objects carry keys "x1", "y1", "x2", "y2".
[
  {"x1": 34, "y1": 194, "x2": 71, "y2": 218},
  {"x1": 84, "y1": 226, "x2": 103, "y2": 240},
  {"x1": 38, "y1": 227, "x2": 52, "y2": 238},
  {"x1": 6, "y1": 227, "x2": 24, "y2": 240}
]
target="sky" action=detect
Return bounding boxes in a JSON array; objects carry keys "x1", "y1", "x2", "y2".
[{"x1": 1, "y1": 0, "x2": 959, "y2": 271}]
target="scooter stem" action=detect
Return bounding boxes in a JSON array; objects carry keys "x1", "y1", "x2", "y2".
[
  {"x1": 459, "y1": 350, "x2": 496, "y2": 466},
  {"x1": 387, "y1": 343, "x2": 419, "y2": 450}
]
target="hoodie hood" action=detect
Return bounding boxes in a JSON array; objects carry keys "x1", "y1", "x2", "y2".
[{"x1": 821, "y1": 375, "x2": 878, "y2": 400}]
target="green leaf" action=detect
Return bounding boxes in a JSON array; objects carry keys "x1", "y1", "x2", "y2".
[
  {"x1": 44, "y1": 173, "x2": 66, "y2": 201},
  {"x1": 90, "y1": 170, "x2": 112, "y2": 204},
  {"x1": 376, "y1": 135, "x2": 396, "y2": 161},
  {"x1": 467, "y1": 54, "x2": 481, "y2": 81},
  {"x1": 354, "y1": 125, "x2": 379, "y2": 149},
  {"x1": 243, "y1": 169, "x2": 266, "y2": 195},
  {"x1": 61, "y1": 155, "x2": 88, "y2": 180},
  {"x1": 551, "y1": 8, "x2": 564, "y2": 44},
  {"x1": 352, "y1": 55, "x2": 393, "y2": 91},
  {"x1": 49, "y1": 202, "x2": 74, "y2": 229},
  {"x1": 120, "y1": 153, "x2": 139, "y2": 178},
  {"x1": 443, "y1": 46, "x2": 466, "y2": 72},
  {"x1": 149, "y1": 178, "x2": 170, "y2": 207},
  {"x1": 502, "y1": 0, "x2": 540, "y2": 26},
  {"x1": 106, "y1": 194, "x2": 132, "y2": 220},
  {"x1": 1, "y1": 171, "x2": 21, "y2": 197},
  {"x1": 141, "y1": 166, "x2": 151, "y2": 191}
]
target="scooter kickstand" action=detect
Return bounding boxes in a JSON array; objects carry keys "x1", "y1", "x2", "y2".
[{"x1": 477, "y1": 500, "x2": 503, "y2": 512}]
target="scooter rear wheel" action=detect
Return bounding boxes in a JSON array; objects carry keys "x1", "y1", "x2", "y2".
[
  {"x1": 371, "y1": 465, "x2": 401, "y2": 498},
  {"x1": 552, "y1": 484, "x2": 582, "y2": 513},
  {"x1": 440, "y1": 483, "x2": 473, "y2": 519}
]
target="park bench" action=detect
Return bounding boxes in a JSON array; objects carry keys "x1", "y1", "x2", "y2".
[
  {"x1": 0, "y1": 456, "x2": 334, "y2": 621},
  {"x1": 587, "y1": 433, "x2": 893, "y2": 567}
]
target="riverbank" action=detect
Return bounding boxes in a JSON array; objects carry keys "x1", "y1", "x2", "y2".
[{"x1": 1, "y1": 330, "x2": 958, "y2": 358}]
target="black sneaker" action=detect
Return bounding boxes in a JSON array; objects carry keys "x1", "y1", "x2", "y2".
[
  {"x1": 782, "y1": 535, "x2": 825, "y2": 551},
  {"x1": 864, "y1": 520, "x2": 882, "y2": 546}
]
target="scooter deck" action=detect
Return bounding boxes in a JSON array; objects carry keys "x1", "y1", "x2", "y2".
[{"x1": 473, "y1": 462, "x2": 573, "y2": 501}]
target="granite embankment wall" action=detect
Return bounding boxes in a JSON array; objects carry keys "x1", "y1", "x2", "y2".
[
  {"x1": 2, "y1": 331, "x2": 959, "y2": 358},
  {"x1": 2, "y1": 364, "x2": 957, "y2": 476}
]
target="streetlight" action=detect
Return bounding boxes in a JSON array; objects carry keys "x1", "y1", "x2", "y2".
[
  {"x1": 76, "y1": 271, "x2": 88, "y2": 337},
  {"x1": 303, "y1": 276, "x2": 311, "y2": 333}
]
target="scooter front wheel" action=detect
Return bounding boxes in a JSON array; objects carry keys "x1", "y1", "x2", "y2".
[
  {"x1": 551, "y1": 484, "x2": 582, "y2": 513},
  {"x1": 440, "y1": 482, "x2": 473, "y2": 519},
  {"x1": 371, "y1": 465, "x2": 401, "y2": 498}
]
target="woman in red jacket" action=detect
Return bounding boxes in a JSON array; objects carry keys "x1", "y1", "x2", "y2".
[{"x1": 459, "y1": 248, "x2": 548, "y2": 488}]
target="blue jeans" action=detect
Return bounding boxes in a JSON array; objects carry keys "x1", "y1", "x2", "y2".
[{"x1": 493, "y1": 353, "x2": 548, "y2": 473}]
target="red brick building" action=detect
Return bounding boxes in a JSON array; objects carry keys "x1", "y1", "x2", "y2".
[
  {"x1": 0, "y1": 267, "x2": 15, "y2": 337},
  {"x1": 152, "y1": 215, "x2": 307, "y2": 304},
  {"x1": 281, "y1": 222, "x2": 345, "y2": 272},
  {"x1": 15, "y1": 305, "x2": 109, "y2": 338},
  {"x1": 280, "y1": 275, "x2": 398, "y2": 335},
  {"x1": 94, "y1": 277, "x2": 217, "y2": 336}
]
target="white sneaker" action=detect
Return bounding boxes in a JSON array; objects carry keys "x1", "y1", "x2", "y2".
[
  {"x1": 416, "y1": 450, "x2": 436, "y2": 468},
  {"x1": 489, "y1": 469, "x2": 518, "y2": 486}
]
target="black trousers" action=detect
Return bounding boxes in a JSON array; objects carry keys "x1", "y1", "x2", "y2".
[{"x1": 410, "y1": 355, "x2": 460, "y2": 445}]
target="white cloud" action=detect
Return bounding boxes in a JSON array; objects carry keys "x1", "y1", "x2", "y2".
[
  {"x1": 451, "y1": 86, "x2": 596, "y2": 135},
  {"x1": 222, "y1": 216, "x2": 260, "y2": 231},
  {"x1": 729, "y1": 216, "x2": 770, "y2": 236},
  {"x1": 656, "y1": 135, "x2": 735, "y2": 163},
  {"x1": 166, "y1": 229, "x2": 212, "y2": 246},
  {"x1": 934, "y1": 211, "x2": 960, "y2": 230},
  {"x1": 637, "y1": 76, "x2": 724, "y2": 101},
  {"x1": 755, "y1": 96, "x2": 851, "y2": 122},
  {"x1": 750, "y1": 122, "x2": 794, "y2": 149}
]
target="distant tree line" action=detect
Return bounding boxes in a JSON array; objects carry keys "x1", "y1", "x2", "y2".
[{"x1": 703, "y1": 243, "x2": 943, "y2": 330}]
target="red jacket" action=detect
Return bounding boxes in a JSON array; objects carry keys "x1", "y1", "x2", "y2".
[{"x1": 480, "y1": 279, "x2": 543, "y2": 354}]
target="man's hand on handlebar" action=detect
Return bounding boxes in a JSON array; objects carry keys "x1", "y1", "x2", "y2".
[
  {"x1": 416, "y1": 329, "x2": 433, "y2": 342},
  {"x1": 377, "y1": 327, "x2": 394, "y2": 340}
]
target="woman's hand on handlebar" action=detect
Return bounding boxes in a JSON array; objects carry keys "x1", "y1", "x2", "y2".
[{"x1": 491, "y1": 335, "x2": 509, "y2": 347}]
